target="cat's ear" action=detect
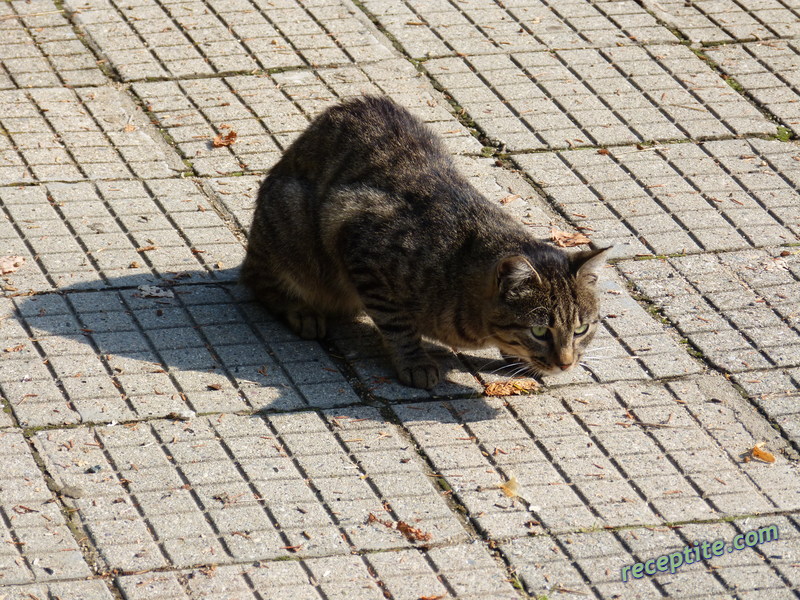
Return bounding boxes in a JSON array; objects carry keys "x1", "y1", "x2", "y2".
[
  {"x1": 496, "y1": 255, "x2": 541, "y2": 293},
  {"x1": 569, "y1": 246, "x2": 612, "y2": 285}
]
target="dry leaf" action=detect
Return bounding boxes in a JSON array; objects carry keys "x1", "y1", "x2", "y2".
[
  {"x1": 419, "y1": 596, "x2": 446, "y2": 600},
  {"x1": 4, "y1": 344, "x2": 25, "y2": 353},
  {"x1": 123, "y1": 123, "x2": 137, "y2": 133},
  {"x1": 396, "y1": 521, "x2": 433, "y2": 542},
  {"x1": 751, "y1": 443, "x2": 775, "y2": 464},
  {"x1": 367, "y1": 513, "x2": 432, "y2": 542},
  {"x1": 550, "y1": 227, "x2": 591, "y2": 247},
  {"x1": 499, "y1": 476, "x2": 520, "y2": 498},
  {"x1": 0, "y1": 256, "x2": 25, "y2": 275},
  {"x1": 212, "y1": 130, "x2": 237, "y2": 147},
  {"x1": 499, "y1": 194, "x2": 521, "y2": 204},
  {"x1": 484, "y1": 379, "x2": 539, "y2": 397},
  {"x1": 207, "y1": 383, "x2": 223, "y2": 391}
]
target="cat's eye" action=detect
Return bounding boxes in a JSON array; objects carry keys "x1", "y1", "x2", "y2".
[
  {"x1": 574, "y1": 323, "x2": 589, "y2": 335},
  {"x1": 531, "y1": 326, "x2": 548, "y2": 338}
]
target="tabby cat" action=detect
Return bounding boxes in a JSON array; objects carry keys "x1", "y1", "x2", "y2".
[{"x1": 241, "y1": 96, "x2": 610, "y2": 389}]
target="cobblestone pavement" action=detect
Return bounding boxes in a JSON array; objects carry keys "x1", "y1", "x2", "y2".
[{"x1": 1, "y1": 0, "x2": 799, "y2": 598}]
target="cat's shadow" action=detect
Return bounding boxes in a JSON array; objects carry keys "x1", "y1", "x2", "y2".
[{"x1": 13, "y1": 269, "x2": 502, "y2": 425}]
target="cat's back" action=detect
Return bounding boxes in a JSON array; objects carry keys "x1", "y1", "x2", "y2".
[{"x1": 271, "y1": 96, "x2": 457, "y2": 193}]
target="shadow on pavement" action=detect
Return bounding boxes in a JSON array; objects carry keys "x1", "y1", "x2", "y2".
[{"x1": 10, "y1": 269, "x2": 498, "y2": 426}]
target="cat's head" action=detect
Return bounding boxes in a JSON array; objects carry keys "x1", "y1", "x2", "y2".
[{"x1": 487, "y1": 246, "x2": 611, "y2": 376}]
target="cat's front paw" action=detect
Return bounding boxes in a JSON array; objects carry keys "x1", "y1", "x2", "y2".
[
  {"x1": 396, "y1": 360, "x2": 440, "y2": 389},
  {"x1": 287, "y1": 311, "x2": 327, "y2": 339}
]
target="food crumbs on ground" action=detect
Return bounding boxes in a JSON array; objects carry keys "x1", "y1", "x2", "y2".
[{"x1": 484, "y1": 379, "x2": 539, "y2": 396}]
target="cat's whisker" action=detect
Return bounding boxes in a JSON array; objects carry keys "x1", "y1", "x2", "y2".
[
  {"x1": 486, "y1": 361, "x2": 527, "y2": 377},
  {"x1": 507, "y1": 364, "x2": 536, "y2": 379},
  {"x1": 483, "y1": 358, "x2": 536, "y2": 380},
  {"x1": 586, "y1": 346, "x2": 614, "y2": 352}
]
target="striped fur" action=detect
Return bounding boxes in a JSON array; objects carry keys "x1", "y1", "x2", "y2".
[{"x1": 241, "y1": 96, "x2": 609, "y2": 389}]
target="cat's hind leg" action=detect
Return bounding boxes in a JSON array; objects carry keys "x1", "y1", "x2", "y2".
[{"x1": 240, "y1": 250, "x2": 327, "y2": 340}]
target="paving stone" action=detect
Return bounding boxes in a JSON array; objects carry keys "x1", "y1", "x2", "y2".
[
  {"x1": 33, "y1": 410, "x2": 465, "y2": 569},
  {"x1": 0, "y1": 0, "x2": 107, "y2": 89},
  {"x1": 133, "y1": 60, "x2": 479, "y2": 177},
  {"x1": 0, "y1": 180, "x2": 242, "y2": 293},
  {"x1": 2, "y1": 0, "x2": 800, "y2": 596},
  {"x1": 0, "y1": 581, "x2": 116, "y2": 600},
  {"x1": 362, "y1": 0, "x2": 675, "y2": 58},
  {"x1": 511, "y1": 518, "x2": 798, "y2": 598},
  {"x1": 619, "y1": 250, "x2": 800, "y2": 445},
  {"x1": 426, "y1": 45, "x2": 774, "y2": 153},
  {"x1": 707, "y1": 40, "x2": 800, "y2": 136},
  {"x1": 0, "y1": 87, "x2": 184, "y2": 186},
  {"x1": 396, "y1": 374, "x2": 800, "y2": 539},
  {"x1": 0, "y1": 429, "x2": 93, "y2": 584},
  {"x1": 65, "y1": 0, "x2": 393, "y2": 80},
  {"x1": 648, "y1": 0, "x2": 800, "y2": 43},
  {"x1": 4, "y1": 282, "x2": 380, "y2": 424},
  {"x1": 117, "y1": 547, "x2": 518, "y2": 600},
  {"x1": 518, "y1": 139, "x2": 800, "y2": 258}
]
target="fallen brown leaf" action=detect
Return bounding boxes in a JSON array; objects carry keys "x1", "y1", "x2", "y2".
[
  {"x1": 751, "y1": 443, "x2": 775, "y2": 464},
  {"x1": 483, "y1": 379, "x2": 539, "y2": 397},
  {"x1": 0, "y1": 256, "x2": 25, "y2": 275},
  {"x1": 397, "y1": 521, "x2": 433, "y2": 542},
  {"x1": 550, "y1": 227, "x2": 591, "y2": 247},
  {"x1": 212, "y1": 130, "x2": 237, "y2": 147},
  {"x1": 367, "y1": 513, "x2": 432, "y2": 542},
  {"x1": 499, "y1": 476, "x2": 520, "y2": 498},
  {"x1": 499, "y1": 194, "x2": 521, "y2": 204}
]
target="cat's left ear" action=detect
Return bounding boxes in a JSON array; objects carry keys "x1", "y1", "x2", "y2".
[
  {"x1": 569, "y1": 246, "x2": 612, "y2": 285},
  {"x1": 496, "y1": 255, "x2": 541, "y2": 294}
]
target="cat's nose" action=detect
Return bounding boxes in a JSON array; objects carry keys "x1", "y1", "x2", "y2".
[{"x1": 558, "y1": 363, "x2": 571, "y2": 370}]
